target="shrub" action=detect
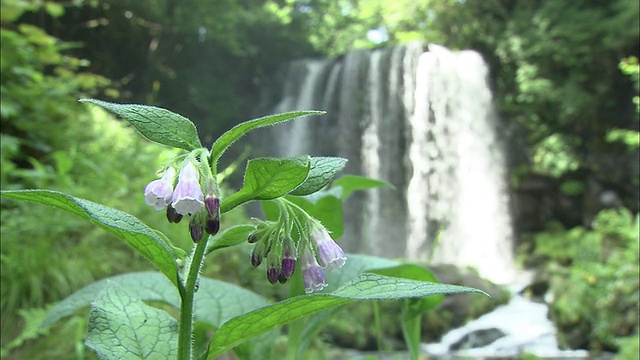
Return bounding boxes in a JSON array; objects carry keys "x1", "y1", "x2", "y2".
[{"x1": 534, "y1": 208, "x2": 639, "y2": 352}]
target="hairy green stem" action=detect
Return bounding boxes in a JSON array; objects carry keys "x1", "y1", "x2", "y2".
[
  {"x1": 177, "y1": 239, "x2": 208, "y2": 360},
  {"x1": 373, "y1": 301, "x2": 383, "y2": 351},
  {"x1": 219, "y1": 192, "x2": 251, "y2": 214},
  {"x1": 285, "y1": 264, "x2": 305, "y2": 359},
  {"x1": 400, "y1": 301, "x2": 422, "y2": 360},
  {"x1": 286, "y1": 319, "x2": 303, "y2": 360}
]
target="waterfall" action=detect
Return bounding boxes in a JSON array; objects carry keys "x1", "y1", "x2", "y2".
[{"x1": 265, "y1": 43, "x2": 517, "y2": 283}]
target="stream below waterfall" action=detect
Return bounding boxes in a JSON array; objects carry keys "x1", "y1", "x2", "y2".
[{"x1": 422, "y1": 283, "x2": 590, "y2": 359}]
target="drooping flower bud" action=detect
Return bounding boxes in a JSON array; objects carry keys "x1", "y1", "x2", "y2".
[
  {"x1": 247, "y1": 233, "x2": 259, "y2": 243},
  {"x1": 300, "y1": 247, "x2": 327, "y2": 294},
  {"x1": 166, "y1": 205, "x2": 183, "y2": 224},
  {"x1": 189, "y1": 216, "x2": 205, "y2": 243},
  {"x1": 251, "y1": 240, "x2": 267, "y2": 267},
  {"x1": 204, "y1": 196, "x2": 220, "y2": 218},
  {"x1": 266, "y1": 265, "x2": 279, "y2": 284},
  {"x1": 277, "y1": 269, "x2": 287, "y2": 284},
  {"x1": 310, "y1": 226, "x2": 346, "y2": 271},
  {"x1": 251, "y1": 251, "x2": 263, "y2": 267},
  {"x1": 264, "y1": 240, "x2": 284, "y2": 284},
  {"x1": 281, "y1": 239, "x2": 296, "y2": 280},
  {"x1": 144, "y1": 167, "x2": 176, "y2": 210},
  {"x1": 172, "y1": 161, "x2": 204, "y2": 215},
  {"x1": 205, "y1": 218, "x2": 220, "y2": 236},
  {"x1": 190, "y1": 224, "x2": 204, "y2": 243}
]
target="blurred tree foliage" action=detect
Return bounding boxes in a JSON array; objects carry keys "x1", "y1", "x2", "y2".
[
  {"x1": 421, "y1": 0, "x2": 639, "y2": 212},
  {"x1": 533, "y1": 208, "x2": 639, "y2": 352},
  {"x1": 35, "y1": 0, "x2": 317, "y2": 144},
  {"x1": 1, "y1": 0, "x2": 110, "y2": 187}
]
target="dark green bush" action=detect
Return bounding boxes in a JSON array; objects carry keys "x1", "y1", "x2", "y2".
[{"x1": 534, "y1": 208, "x2": 639, "y2": 352}]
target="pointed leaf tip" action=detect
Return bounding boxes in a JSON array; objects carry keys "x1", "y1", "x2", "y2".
[{"x1": 80, "y1": 98, "x2": 202, "y2": 150}]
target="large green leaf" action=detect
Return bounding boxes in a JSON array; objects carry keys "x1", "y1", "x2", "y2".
[
  {"x1": 80, "y1": 99, "x2": 202, "y2": 151},
  {"x1": 85, "y1": 282, "x2": 179, "y2": 360},
  {"x1": 209, "y1": 111, "x2": 324, "y2": 164},
  {"x1": 283, "y1": 254, "x2": 446, "y2": 357},
  {"x1": 370, "y1": 264, "x2": 443, "y2": 314},
  {"x1": 39, "y1": 272, "x2": 269, "y2": 329},
  {"x1": 320, "y1": 254, "x2": 399, "y2": 293},
  {"x1": 331, "y1": 174, "x2": 390, "y2": 199},
  {"x1": 40, "y1": 272, "x2": 179, "y2": 328},
  {"x1": 221, "y1": 157, "x2": 310, "y2": 213},
  {"x1": 1, "y1": 190, "x2": 179, "y2": 287},
  {"x1": 289, "y1": 157, "x2": 348, "y2": 196},
  {"x1": 194, "y1": 277, "x2": 270, "y2": 327},
  {"x1": 207, "y1": 273, "x2": 484, "y2": 358}
]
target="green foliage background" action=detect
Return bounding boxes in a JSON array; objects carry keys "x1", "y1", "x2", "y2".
[
  {"x1": 532, "y1": 209, "x2": 639, "y2": 352},
  {"x1": 1, "y1": 0, "x2": 638, "y2": 358}
]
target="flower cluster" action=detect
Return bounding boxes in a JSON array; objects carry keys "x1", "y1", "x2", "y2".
[
  {"x1": 248, "y1": 214, "x2": 346, "y2": 294},
  {"x1": 144, "y1": 158, "x2": 220, "y2": 242}
]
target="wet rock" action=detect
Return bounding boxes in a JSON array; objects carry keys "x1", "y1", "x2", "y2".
[
  {"x1": 422, "y1": 264, "x2": 511, "y2": 342},
  {"x1": 520, "y1": 273, "x2": 550, "y2": 303},
  {"x1": 449, "y1": 328, "x2": 506, "y2": 350}
]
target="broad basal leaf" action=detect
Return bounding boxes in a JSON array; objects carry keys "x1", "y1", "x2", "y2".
[
  {"x1": 194, "y1": 277, "x2": 270, "y2": 327},
  {"x1": 289, "y1": 157, "x2": 348, "y2": 196},
  {"x1": 80, "y1": 99, "x2": 202, "y2": 151},
  {"x1": 210, "y1": 111, "x2": 324, "y2": 164},
  {"x1": 39, "y1": 272, "x2": 269, "y2": 330},
  {"x1": 1, "y1": 190, "x2": 179, "y2": 288},
  {"x1": 85, "y1": 282, "x2": 178, "y2": 360},
  {"x1": 221, "y1": 157, "x2": 310, "y2": 213},
  {"x1": 207, "y1": 273, "x2": 485, "y2": 358}
]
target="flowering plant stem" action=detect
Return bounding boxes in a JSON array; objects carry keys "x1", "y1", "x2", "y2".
[
  {"x1": 286, "y1": 319, "x2": 303, "y2": 360},
  {"x1": 285, "y1": 267, "x2": 305, "y2": 359},
  {"x1": 373, "y1": 301, "x2": 384, "y2": 350},
  {"x1": 177, "y1": 238, "x2": 208, "y2": 360},
  {"x1": 177, "y1": 156, "x2": 216, "y2": 360}
]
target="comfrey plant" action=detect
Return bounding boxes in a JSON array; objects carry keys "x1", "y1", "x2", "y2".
[{"x1": 2, "y1": 100, "x2": 484, "y2": 360}]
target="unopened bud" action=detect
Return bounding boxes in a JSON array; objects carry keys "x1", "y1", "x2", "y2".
[
  {"x1": 281, "y1": 256, "x2": 296, "y2": 280},
  {"x1": 166, "y1": 205, "x2": 183, "y2": 223},
  {"x1": 266, "y1": 266, "x2": 278, "y2": 284},
  {"x1": 205, "y1": 218, "x2": 220, "y2": 235},
  {"x1": 281, "y1": 239, "x2": 296, "y2": 279},
  {"x1": 251, "y1": 250, "x2": 263, "y2": 267},
  {"x1": 190, "y1": 223, "x2": 204, "y2": 243},
  {"x1": 205, "y1": 196, "x2": 220, "y2": 218},
  {"x1": 278, "y1": 269, "x2": 288, "y2": 284}
]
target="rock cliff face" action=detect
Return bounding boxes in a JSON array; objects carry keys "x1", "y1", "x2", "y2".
[{"x1": 258, "y1": 42, "x2": 517, "y2": 284}]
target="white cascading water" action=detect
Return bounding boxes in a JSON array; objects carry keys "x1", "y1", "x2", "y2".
[
  {"x1": 406, "y1": 44, "x2": 517, "y2": 283},
  {"x1": 266, "y1": 42, "x2": 517, "y2": 284},
  {"x1": 273, "y1": 60, "x2": 326, "y2": 157}
]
